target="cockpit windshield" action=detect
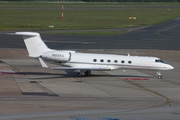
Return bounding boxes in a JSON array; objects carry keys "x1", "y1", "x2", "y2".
[{"x1": 155, "y1": 59, "x2": 164, "y2": 63}]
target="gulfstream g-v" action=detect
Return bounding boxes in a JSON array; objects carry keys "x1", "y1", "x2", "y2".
[{"x1": 10, "y1": 32, "x2": 174, "y2": 79}]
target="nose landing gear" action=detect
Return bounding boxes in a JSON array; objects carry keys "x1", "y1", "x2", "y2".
[{"x1": 157, "y1": 71, "x2": 162, "y2": 79}]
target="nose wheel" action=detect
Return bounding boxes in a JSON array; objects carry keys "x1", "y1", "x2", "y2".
[
  {"x1": 157, "y1": 71, "x2": 162, "y2": 79},
  {"x1": 158, "y1": 75, "x2": 162, "y2": 79}
]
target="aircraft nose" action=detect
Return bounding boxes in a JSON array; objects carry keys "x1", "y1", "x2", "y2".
[
  {"x1": 170, "y1": 65, "x2": 174, "y2": 70},
  {"x1": 165, "y1": 64, "x2": 174, "y2": 70}
]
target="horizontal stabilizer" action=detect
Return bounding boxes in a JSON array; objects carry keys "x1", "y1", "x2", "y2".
[
  {"x1": 38, "y1": 58, "x2": 48, "y2": 68},
  {"x1": 8, "y1": 32, "x2": 39, "y2": 37}
]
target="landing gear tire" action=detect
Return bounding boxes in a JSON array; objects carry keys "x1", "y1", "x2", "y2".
[
  {"x1": 156, "y1": 71, "x2": 162, "y2": 79},
  {"x1": 77, "y1": 73, "x2": 83, "y2": 77},
  {"x1": 85, "y1": 70, "x2": 91, "y2": 76},
  {"x1": 77, "y1": 70, "x2": 91, "y2": 77},
  {"x1": 158, "y1": 75, "x2": 162, "y2": 79}
]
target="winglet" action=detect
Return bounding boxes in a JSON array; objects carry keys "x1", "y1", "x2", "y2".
[{"x1": 38, "y1": 58, "x2": 48, "y2": 68}]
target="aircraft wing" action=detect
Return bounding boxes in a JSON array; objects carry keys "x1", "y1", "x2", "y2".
[
  {"x1": 51, "y1": 66, "x2": 111, "y2": 71},
  {"x1": 38, "y1": 58, "x2": 111, "y2": 71}
]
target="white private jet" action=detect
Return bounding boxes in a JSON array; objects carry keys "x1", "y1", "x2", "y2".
[{"x1": 10, "y1": 32, "x2": 174, "y2": 79}]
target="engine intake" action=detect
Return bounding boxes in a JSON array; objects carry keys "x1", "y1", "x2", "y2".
[{"x1": 42, "y1": 50, "x2": 75, "y2": 62}]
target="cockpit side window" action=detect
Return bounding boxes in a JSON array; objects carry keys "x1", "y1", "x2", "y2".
[
  {"x1": 155, "y1": 59, "x2": 158, "y2": 62},
  {"x1": 155, "y1": 59, "x2": 164, "y2": 63}
]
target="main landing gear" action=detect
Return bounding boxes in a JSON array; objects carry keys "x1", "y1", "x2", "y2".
[
  {"x1": 156, "y1": 71, "x2": 162, "y2": 79},
  {"x1": 77, "y1": 70, "x2": 91, "y2": 77}
]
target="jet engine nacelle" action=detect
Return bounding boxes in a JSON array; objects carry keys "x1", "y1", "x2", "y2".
[{"x1": 41, "y1": 50, "x2": 75, "y2": 62}]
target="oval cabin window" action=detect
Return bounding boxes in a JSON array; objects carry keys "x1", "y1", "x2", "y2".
[
  {"x1": 114, "y1": 60, "x2": 118, "y2": 63},
  {"x1": 93, "y1": 59, "x2": 97, "y2": 62},
  {"x1": 100, "y1": 59, "x2": 104, "y2": 62}
]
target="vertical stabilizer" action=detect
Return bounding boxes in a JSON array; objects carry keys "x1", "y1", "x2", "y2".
[{"x1": 15, "y1": 32, "x2": 52, "y2": 58}]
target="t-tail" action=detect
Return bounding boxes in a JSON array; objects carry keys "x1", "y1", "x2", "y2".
[{"x1": 13, "y1": 32, "x2": 53, "y2": 58}]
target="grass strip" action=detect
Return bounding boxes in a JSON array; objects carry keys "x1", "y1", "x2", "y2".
[{"x1": 0, "y1": 2, "x2": 180, "y2": 35}]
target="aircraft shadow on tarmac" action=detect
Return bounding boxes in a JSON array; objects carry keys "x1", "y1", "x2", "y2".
[
  {"x1": 0, "y1": 70, "x2": 153, "y2": 79},
  {"x1": 14, "y1": 71, "x2": 152, "y2": 80}
]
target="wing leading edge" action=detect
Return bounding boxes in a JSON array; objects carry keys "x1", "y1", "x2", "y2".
[{"x1": 52, "y1": 67, "x2": 111, "y2": 71}]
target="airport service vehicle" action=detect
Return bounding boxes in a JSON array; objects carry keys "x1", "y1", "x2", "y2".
[{"x1": 10, "y1": 32, "x2": 174, "y2": 79}]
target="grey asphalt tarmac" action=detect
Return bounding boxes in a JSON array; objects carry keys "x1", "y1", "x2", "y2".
[
  {"x1": 0, "y1": 17, "x2": 180, "y2": 120},
  {"x1": 1, "y1": 17, "x2": 180, "y2": 50}
]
